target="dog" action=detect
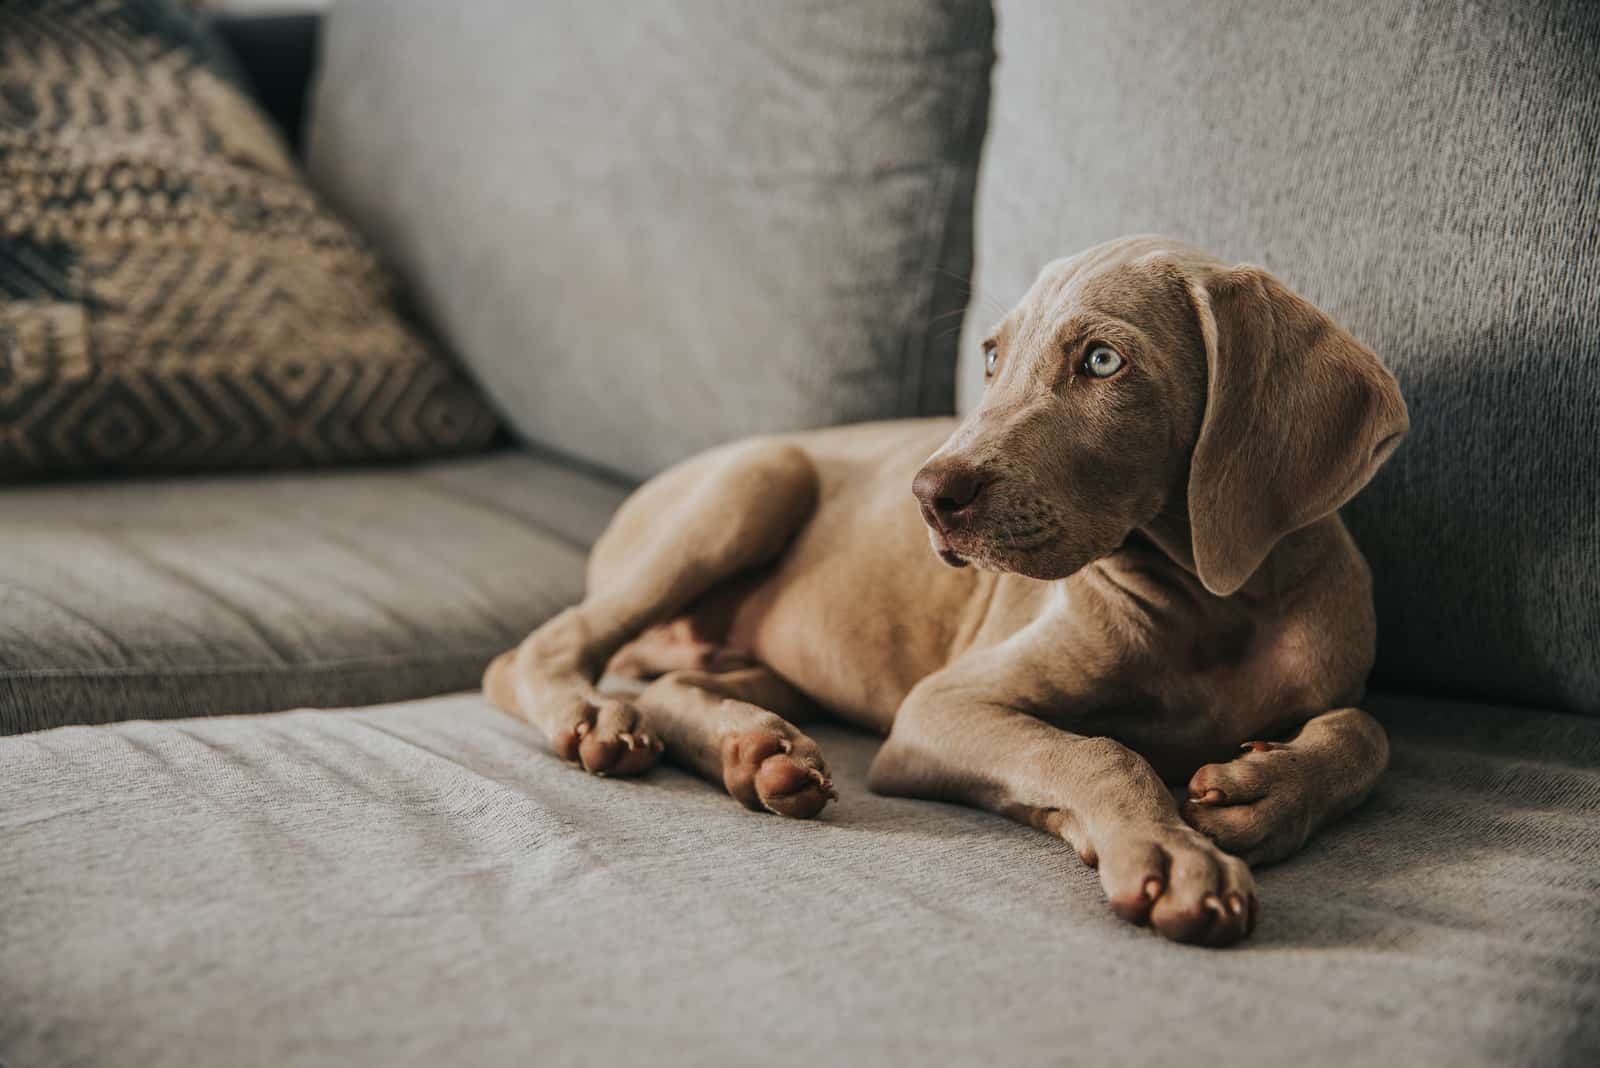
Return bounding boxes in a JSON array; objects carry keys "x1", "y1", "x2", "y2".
[{"x1": 484, "y1": 235, "x2": 1408, "y2": 946}]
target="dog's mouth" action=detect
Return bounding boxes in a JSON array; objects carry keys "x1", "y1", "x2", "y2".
[
  {"x1": 926, "y1": 515, "x2": 1068, "y2": 575},
  {"x1": 926, "y1": 525, "x2": 970, "y2": 568}
]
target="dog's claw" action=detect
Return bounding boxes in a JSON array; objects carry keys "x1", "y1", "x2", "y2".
[{"x1": 556, "y1": 697, "x2": 662, "y2": 778}]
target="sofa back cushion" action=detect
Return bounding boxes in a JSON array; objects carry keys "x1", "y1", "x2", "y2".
[
  {"x1": 961, "y1": 0, "x2": 1600, "y2": 714},
  {"x1": 308, "y1": 0, "x2": 994, "y2": 482}
]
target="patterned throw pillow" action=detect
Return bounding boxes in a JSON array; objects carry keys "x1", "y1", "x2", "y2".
[{"x1": 0, "y1": 0, "x2": 499, "y2": 478}]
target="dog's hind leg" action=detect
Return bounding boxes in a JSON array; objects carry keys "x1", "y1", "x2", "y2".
[
  {"x1": 484, "y1": 439, "x2": 818, "y2": 776},
  {"x1": 634, "y1": 665, "x2": 834, "y2": 819},
  {"x1": 1181, "y1": 706, "x2": 1389, "y2": 865}
]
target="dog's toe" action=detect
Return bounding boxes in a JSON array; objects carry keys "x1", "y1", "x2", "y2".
[
  {"x1": 721, "y1": 725, "x2": 834, "y2": 819},
  {"x1": 1091, "y1": 823, "x2": 1256, "y2": 946},
  {"x1": 1183, "y1": 744, "x2": 1317, "y2": 864},
  {"x1": 1147, "y1": 832, "x2": 1254, "y2": 945},
  {"x1": 556, "y1": 697, "x2": 664, "y2": 777}
]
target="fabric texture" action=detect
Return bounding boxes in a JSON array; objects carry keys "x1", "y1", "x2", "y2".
[
  {"x1": 0, "y1": 690, "x2": 1595, "y2": 1067},
  {"x1": 0, "y1": 449, "x2": 629, "y2": 734},
  {"x1": 958, "y1": 0, "x2": 1600, "y2": 714},
  {"x1": 307, "y1": 0, "x2": 993, "y2": 482},
  {"x1": 0, "y1": 0, "x2": 498, "y2": 478}
]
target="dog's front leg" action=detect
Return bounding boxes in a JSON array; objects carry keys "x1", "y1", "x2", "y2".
[
  {"x1": 868, "y1": 668, "x2": 1257, "y2": 946},
  {"x1": 1182, "y1": 705, "x2": 1389, "y2": 865}
]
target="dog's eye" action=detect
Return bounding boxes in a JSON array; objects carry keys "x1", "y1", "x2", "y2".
[
  {"x1": 983, "y1": 344, "x2": 998, "y2": 377},
  {"x1": 1082, "y1": 344, "x2": 1125, "y2": 379}
]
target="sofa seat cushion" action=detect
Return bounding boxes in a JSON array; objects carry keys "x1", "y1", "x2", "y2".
[
  {"x1": 1, "y1": 691, "x2": 1595, "y2": 1066},
  {"x1": 0, "y1": 449, "x2": 628, "y2": 734}
]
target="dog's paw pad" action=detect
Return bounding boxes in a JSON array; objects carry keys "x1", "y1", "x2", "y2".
[
  {"x1": 721, "y1": 729, "x2": 834, "y2": 819},
  {"x1": 554, "y1": 697, "x2": 664, "y2": 777},
  {"x1": 1092, "y1": 824, "x2": 1257, "y2": 946}
]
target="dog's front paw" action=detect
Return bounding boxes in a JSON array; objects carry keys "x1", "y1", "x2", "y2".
[
  {"x1": 720, "y1": 717, "x2": 835, "y2": 819},
  {"x1": 1183, "y1": 742, "x2": 1321, "y2": 865},
  {"x1": 1085, "y1": 821, "x2": 1257, "y2": 946},
  {"x1": 553, "y1": 696, "x2": 664, "y2": 777}
]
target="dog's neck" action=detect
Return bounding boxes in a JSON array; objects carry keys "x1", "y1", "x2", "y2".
[
  {"x1": 1135, "y1": 509, "x2": 1207, "y2": 579},
  {"x1": 1130, "y1": 505, "x2": 1322, "y2": 605}
]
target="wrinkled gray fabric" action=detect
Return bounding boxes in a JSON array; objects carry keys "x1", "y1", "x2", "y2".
[
  {"x1": 959, "y1": 0, "x2": 1600, "y2": 714},
  {"x1": 0, "y1": 450, "x2": 629, "y2": 734},
  {"x1": 307, "y1": 0, "x2": 992, "y2": 482},
  {"x1": 0, "y1": 691, "x2": 1595, "y2": 1067}
]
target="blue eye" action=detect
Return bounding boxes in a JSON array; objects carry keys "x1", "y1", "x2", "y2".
[
  {"x1": 984, "y1": 345, "x2": 998, "y2": 377},
  {"x1": 1083, "y1": 344, "x2": 1125, "y2": 379}
]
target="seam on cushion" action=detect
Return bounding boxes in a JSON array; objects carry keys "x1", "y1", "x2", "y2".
[
  {"x1": 1, "y1": 649, "x2": 512, "y2": 733},
  {"x1": 0, "y1": 646, "x2": 509, "y2": 681},
  {"x1": 119, "y1": 538, "x2": 302, "y2": 667},
  {"x1": 0, "y1": 578, "x2": 145, "y2": 664}
]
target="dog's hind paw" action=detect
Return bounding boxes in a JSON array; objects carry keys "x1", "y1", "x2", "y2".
[
  {"x1": 720, "y1": 724, "x2": 835, "y2": 819},
  {"x1": 553, "y1": 696, "x2": 664, "y2": 777}
]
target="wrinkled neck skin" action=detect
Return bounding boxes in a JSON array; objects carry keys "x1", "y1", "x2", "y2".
[{"x1": 1081, "y1": 498, "x2": 1326, "y2": 621}]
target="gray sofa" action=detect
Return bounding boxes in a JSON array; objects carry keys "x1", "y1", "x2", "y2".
[{"x1": 3, "y1": 3, "x2": 1598, "y2": 1066}]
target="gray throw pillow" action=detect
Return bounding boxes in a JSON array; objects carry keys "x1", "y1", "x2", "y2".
[{"x1": 308, "y1": 0, "x2": 994, "y2": 482}]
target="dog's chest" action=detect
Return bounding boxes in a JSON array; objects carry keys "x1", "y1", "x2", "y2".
[{"x1": 1019, "y1": 578, "x2": 1321, "y2": 766}]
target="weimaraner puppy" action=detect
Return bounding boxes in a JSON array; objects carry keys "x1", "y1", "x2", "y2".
[{"x1": 485, "y1": 235, "x2": 1408, "y2": 946}]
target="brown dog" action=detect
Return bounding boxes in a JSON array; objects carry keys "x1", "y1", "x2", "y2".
[{"x1": 484, "y1": 236, "x2": 1407, "y2": 946}]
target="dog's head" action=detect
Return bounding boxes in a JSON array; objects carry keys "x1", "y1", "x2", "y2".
[{"x1": 914, "y1": 236, "x2": 1408, "y2": 594}]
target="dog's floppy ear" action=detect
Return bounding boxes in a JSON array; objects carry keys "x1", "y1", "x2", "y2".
[{"x1": 1186, "y1": 265, "x2": 1408, "y2": 596}]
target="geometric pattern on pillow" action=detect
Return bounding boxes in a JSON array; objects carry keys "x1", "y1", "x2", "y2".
[{"x1": 0, "y1": 0, "x2": 499, "y2": 477}]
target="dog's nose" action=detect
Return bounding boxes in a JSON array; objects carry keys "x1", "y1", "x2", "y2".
[{"x1": 913, "y1": 463, "x2": 987, "y2": 526}]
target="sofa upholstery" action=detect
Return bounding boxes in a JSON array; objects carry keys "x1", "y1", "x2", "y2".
[
  {"x1": 2, "y1": 691, "x2": 1597, "y2": 1067},
  {"x1": 958, "y1": 0, "x2": 1600, "y2": 714},
  {"x1": 0, "y1": 450, "x2": 627, "y2": 734},
  {"x1": 307, "y1": 0, "x2": 993, "y2": 482}
]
